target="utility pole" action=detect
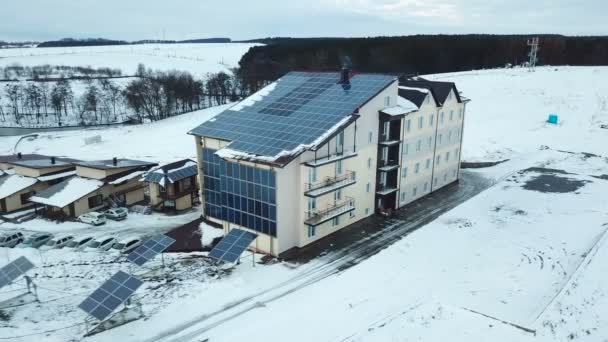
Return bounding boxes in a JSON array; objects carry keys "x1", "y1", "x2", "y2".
[{"x1": 527, "y1": 37, "x2": 540, "y2": 71}]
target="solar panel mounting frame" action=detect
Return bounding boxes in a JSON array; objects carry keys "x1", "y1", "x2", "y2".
[
  {"x1": 78, "y1": 271, "x2": 143, "y2": 321},
  {"x1": 0, "y1": 256, "x2": 34, "y2": 289},
  {"x1": 126, "y1": 234, "x2": 176, "y2": 266},
  {"x1": 208, "y1": 228, "x2": 258, "y2": 264}
]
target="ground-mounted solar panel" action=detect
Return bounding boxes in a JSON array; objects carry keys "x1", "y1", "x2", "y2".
[
  {"x1": 78, "y1": 271, "x2": 143, "y2": 321},
  {"x1": 208, "y1": 228, "x2": 257, "y2": 264},
  {"x1": 0, "y1": 256, "x2": 34, "y2": 289},
  {"x1": 126, "y1": 234, "x2": 176, "y2": 266}
]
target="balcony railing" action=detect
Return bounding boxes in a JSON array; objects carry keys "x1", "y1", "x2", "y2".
[
  {"x1": 304, "y1": 171, "x2": 356, "y2": 197},
  {"x1": 376, "y1": 183, "x2": 398, "y2": 195},
  {"x1": 304, "y1": 197, "x2": 355, "y2": 226},
  {"x1": 377, "y1": 159, "x2": 399, "y2": 170}
]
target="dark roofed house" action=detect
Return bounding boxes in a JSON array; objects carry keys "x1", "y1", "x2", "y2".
[
  {"x1": 0, "y1": 153, "x2": 50, "y2": 170},
  {"x1": 143, "y1": 159, "x2": 199, "y2": 212},
  {"x1": 398, "y1": 76, "x2": 463, "y2": 106}
]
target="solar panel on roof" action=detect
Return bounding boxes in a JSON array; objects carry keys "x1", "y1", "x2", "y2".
[
  {"x1": 0, "y1": 256, "x2": 34, "y2": 289},
  {"x1": 208, "y1": 228, "x2": 257, "y2": 264},
  {"x1": 191, "y1": 72, "x2": 395, "y2": 159},
  {"x1": 167, "y1": 165, "x2": 197, "y2": 183},
  {"x1": 144, "y1": 172, "x2": 164, "y2": 183},
  {"x1": 126, "y1": 235, "x2": 176, "y2": 266},
  {"x1": 78, "y1": 271, "x2": 143, "y2": 321}
]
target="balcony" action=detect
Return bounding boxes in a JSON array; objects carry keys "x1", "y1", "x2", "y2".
[
  {"x1": 378, "y1": 133, "x2": 401, "y2": 147},
  {"x1": 377, "y1": 158, "x2": 400, "y2": 172},
  {"x1": 304, "y1": 171, "x2": 356, "y2": 198},
  {"x1": 376, "y1": 183, "x2": 398, "y2": 196},
  {"x1": 304, "y1": 197, "x2": 355, "y2": 226}
]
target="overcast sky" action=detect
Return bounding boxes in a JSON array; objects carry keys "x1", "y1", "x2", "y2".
[{"x1": 2, "y1": 0, "x2": 607, "y2": 41}]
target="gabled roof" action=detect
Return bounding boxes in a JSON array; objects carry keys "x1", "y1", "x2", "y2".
[
  {"x1": 29, "y1": 177, "x2": 104, "y2": 208},
  {"x1": 73, "y1": 159, "x2": 157, "y2": 171},
  {"x1": 0, "y1": 175, "x2": 38, "y2": 199},
  {"x1": 144, "y1": 159, "x2": 197, "y2": 186},
  {"x1": 398, "y1": 88, "x2": 433, "y2": 108},
  {"x1": 398, "y1": 76, "x2": 461, "y2": 106},
  {"x1": 190, "y1": 71, "x2": 396, "y2": 166}
]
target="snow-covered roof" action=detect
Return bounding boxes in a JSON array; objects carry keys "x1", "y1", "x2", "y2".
[
  {"x1": 74, "y1": 159, "x2": 157, "y2": 170},
  {"x1": 37, "y1": 170, "x2": 77, "y2": 182},
  {"x1": 381, "y1": 97, "x2": 419, "y2": 116},
  {"x1": 0, "y1": 175, "x2": 38, "y2": 199},
  {"x1": 143, "y1": 159, "x2": 198, "y2": 186},
  {"x1": 190, "y1": 71, "x2": 396, "y2": 166},
  {"x1": 399, "y1": 86, "x2": 430, "y2": 94},
  {"x1": 109, "y1": 170, "x2": 147, "y2": 185},
  {"x1": 30, "y1": 177, "x2": 104, "y2": 208}
]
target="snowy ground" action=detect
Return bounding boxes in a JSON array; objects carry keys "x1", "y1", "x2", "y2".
[
  {"x1": 0, "y1": 43, "x2": 259, "y2": 78},
  {"x1": 0, "y1": 67, "x2": 606, "y2": 341}
]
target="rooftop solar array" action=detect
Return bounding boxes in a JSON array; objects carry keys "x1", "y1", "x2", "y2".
[
  {"x1": 208, "y1": 228, "x2": 258, "y2": 264},
  {"x1": 127, "y1": 234, "x2": 176, "y2": 266},
  {"x1": 78, "y1": 271, "x2": 143, "y2": 321},
  {"x1": 190, "y1": 72, "x2": 395, "y2": 158},
  {"x1": 167, "y1": 164, "x2": 198, "y2": 183},
  {"x1": 0, "y1": 256, "x2": 34, "y2": 289}
]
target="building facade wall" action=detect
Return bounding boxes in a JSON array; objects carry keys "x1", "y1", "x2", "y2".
[{"x1": 2, "y1": 182, "x2": 47, "y2": 213}]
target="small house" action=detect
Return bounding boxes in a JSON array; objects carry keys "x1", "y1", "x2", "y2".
[
  {"x1": 143, "y1": 159, "x2": 199, "y2": 211},
  {"x1": 30, "y1": 158, "x2": 157, "y2": 218}
]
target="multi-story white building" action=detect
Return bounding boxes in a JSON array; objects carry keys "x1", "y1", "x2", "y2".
[{"x1": 190, "y1": 70, "x2": 468, "y2": 256}]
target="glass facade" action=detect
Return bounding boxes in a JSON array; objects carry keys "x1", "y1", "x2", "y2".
[{"x1": 202, "y1": 148, "x2": 277, "y2": 237}]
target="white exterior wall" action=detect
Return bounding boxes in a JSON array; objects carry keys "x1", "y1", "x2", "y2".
[
  {"x1": 432, "y1": 89, "x2": 465, "y2": 191},
  {"x1": 398, "y1": 93, "x2": 438, "y2": 207}
]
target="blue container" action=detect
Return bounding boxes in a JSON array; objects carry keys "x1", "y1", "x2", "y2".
[{"x1": 548, "y1": 114, "x2": 558, "y2": 124}]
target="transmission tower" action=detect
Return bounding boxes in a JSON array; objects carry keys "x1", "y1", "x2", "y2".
[{"x1": 527, "y1": 37, "x2": 540, "y2": 70}]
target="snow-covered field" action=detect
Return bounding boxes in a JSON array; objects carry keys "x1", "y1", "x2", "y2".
[
  {"x1": 0, "y1": 66, "x2": 607, "y2": 341},
  {"x1": 0, "y1": 43, "x2": 259, "y2": 78}
]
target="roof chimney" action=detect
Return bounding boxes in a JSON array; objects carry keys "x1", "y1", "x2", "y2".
[
  {"x1": 113, "y1": 157, "x2": 118, "y2": 166},
  {"x1": 17, "y1": 152, "x2": 22, "y2": 159},
  {"x1": 340, "y1": 67, "x2": 350, "y2": 84},
  {"x1": 51, "y1": 157, "x2": 56, "y2": 164}
]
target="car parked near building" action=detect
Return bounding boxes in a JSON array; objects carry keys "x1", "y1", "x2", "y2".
[
  {"x1": 112, "y1": 237, "x2": 142, "y2": 254},
  {"x1": 40, "y1": 235, "x2": 75, "y2": 250},
  {"x1": 104, "y1": 207, "x2": 128, "y2": 221},
  {"x1": 66, "y1": 236, "x2": 95, "y2": 249},
  {"x1": 0, "y1": 232, "x2": 24, "y2": 248},
  {"x1": 78, "y1": 212, "x2": 107, "y2": 226},
  {"x1": 85, "y1": 236, "x2": 117, "y2": 252},
  {"x1": 17, "y1": 232, "x2": 54, "y2": 248}
]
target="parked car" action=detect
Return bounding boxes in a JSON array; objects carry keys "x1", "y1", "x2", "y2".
[
  {"x1": 104, "y1": 208, "x2": 128, "y2": 221},
  {"x1": 66, "y1": 236, "x2": 95, "y2": 249},
  {"x1": 112, "y1": 237, "x2": 142, "y2": 254},
  {"x1": 17, "y1": 232, "x2": 54, "y2": 248},
  {"x1": 0, "y1": 232, "x2": 24, "y2": 248},
  {"x1": 40, "y1": 235, "x2": 75, "y2": 250},
  {"x1": 85, "y1": 236, "x2": 117, "y2": 252},
  {"x1": 78, "y1": 212, "x2": 107, "y2": 226}
]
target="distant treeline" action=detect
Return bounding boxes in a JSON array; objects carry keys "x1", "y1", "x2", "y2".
[
  {"x1": 236, "y1": 35, "x2": 608, "y2": 93},
  {"x1": 36, "y1": 37, "x2": 232, "y2": 48},
  {"x1": 1, "y1": 64, "x2": 122, "y2": 80}
]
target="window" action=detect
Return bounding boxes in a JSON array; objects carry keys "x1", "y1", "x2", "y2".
[
  {"x1": 401, "y1": 167, "x2": 407, "y2": 178},
  {"x1": 349, "y1": 211, "x2": 355, "y2": 218},
  {"x1": 382, "y1": 121, "x2": 389, "y2": 137},
  {"x1": 455, "y1": 148, "x2": 459, "y2": 158},
  {"x1": 436, "y1": 155, "x2": 441, "y2": 165},
  {"x1": 308, "y1": 167, "x2": 317, "y2": 183},
  {"x1": 365, "y1": 208, "x2": 370, "y2": 215},
  {"x1": 307, "y1": 225, "x2": 316, "y2": 238},
  {"x1": 403, "y1": 143, "x2": 409, "y2": 155},
  {"x1": 366, "y1": 183, "x2": 371, "y2": 193},
  {"x1": 438, "y1": 134, "x2": 442, "y2": 145},
  {"x1": 425, "y1": 95, "x2": 430, "y2": 104},
  {"x1": 400, "y1": 192, "x2": 406, "y2": 201},
  {"x1": 448, "y1": 91, "x2": 452, "y2": 100},
  {"x1": 380, "y1": 172, "x2": 387, "y2": 186},
  {"x1": 337, "y1": 131, "x2": 344, "y2": 151},
  {"x1": 88, "y1": 194, "x2": 103, "y2": 209},
  {"x1": 181, "y1": 177, "x2": 192, "y2": 191},
  {"x1": 416, "y1": 140, "x2": 421, "y2": 152},
  {"x1": 308, "y1": 197, "x2": 316, "y2": 211},
  {"x1": 434, "y1": 177, "x2": 438, "y2": 186},
  {"x1": 459, "y1": 108, "x2": 463, "y2": 118},
  {"x1": 381, "y1": 147, "x2": 388, "y2": 162},
  {"x1": 335, "y1": 189, "x2": 343, "y2": 201},
  {"x1": 440, "y1": 112, "x2": 445, "y2": 123},
  {"x1": 450, "y1": 110, "x2": 454, "y2": 121},
  {"x1": 368, "y1": 131, "x2": 373, "y2": 143},
  {"x1": 426, "y1": 159, "x2": 431, "y2": 169},
  {"x1": 428, "y1": 137, "x2": 432, "y2": 148},
  {"x1": 336, "y1": 160, "x2": 343, "y2": 175},
  {"x1": 429, "y1": 115, "x2": 434, "y2": 127},
  {"x1": 453, "y1": 169, "x2": 457, "y2": 177},
  {"x1": 424, "y1": 182, "x2": 428, "y2": 191},
  {"x1": 367, "y1": 158, "x2": 372, "y2": 169},
  {"x1": 444, "y1": 173, "x2": 448, "y2": 182},
  {"x1": 447, "y1": 151, "x2": 451, "y2": 161},
  {"x1": 384, "y1": 96, "x2": 391, "y2": 107},
  {"x1": 332, "y1": 216, "x2": 340, "y2": 227},
  {"x1": 413, "y1": 187, "x2": 418, "y2": 196},
  {"x1": 415, "y1": 163, "x2": 420, "y2": 174},
  {"x1": 405, "y1": 119, "x2": 411, "y2": 132},
  {"x1": 418, "y1": 117, "x2": 423, "y2": 129}
]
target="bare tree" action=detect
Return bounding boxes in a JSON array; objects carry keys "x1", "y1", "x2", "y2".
[{"x1": 5, "y1": 84, "x2": 23, "y2": 124}]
